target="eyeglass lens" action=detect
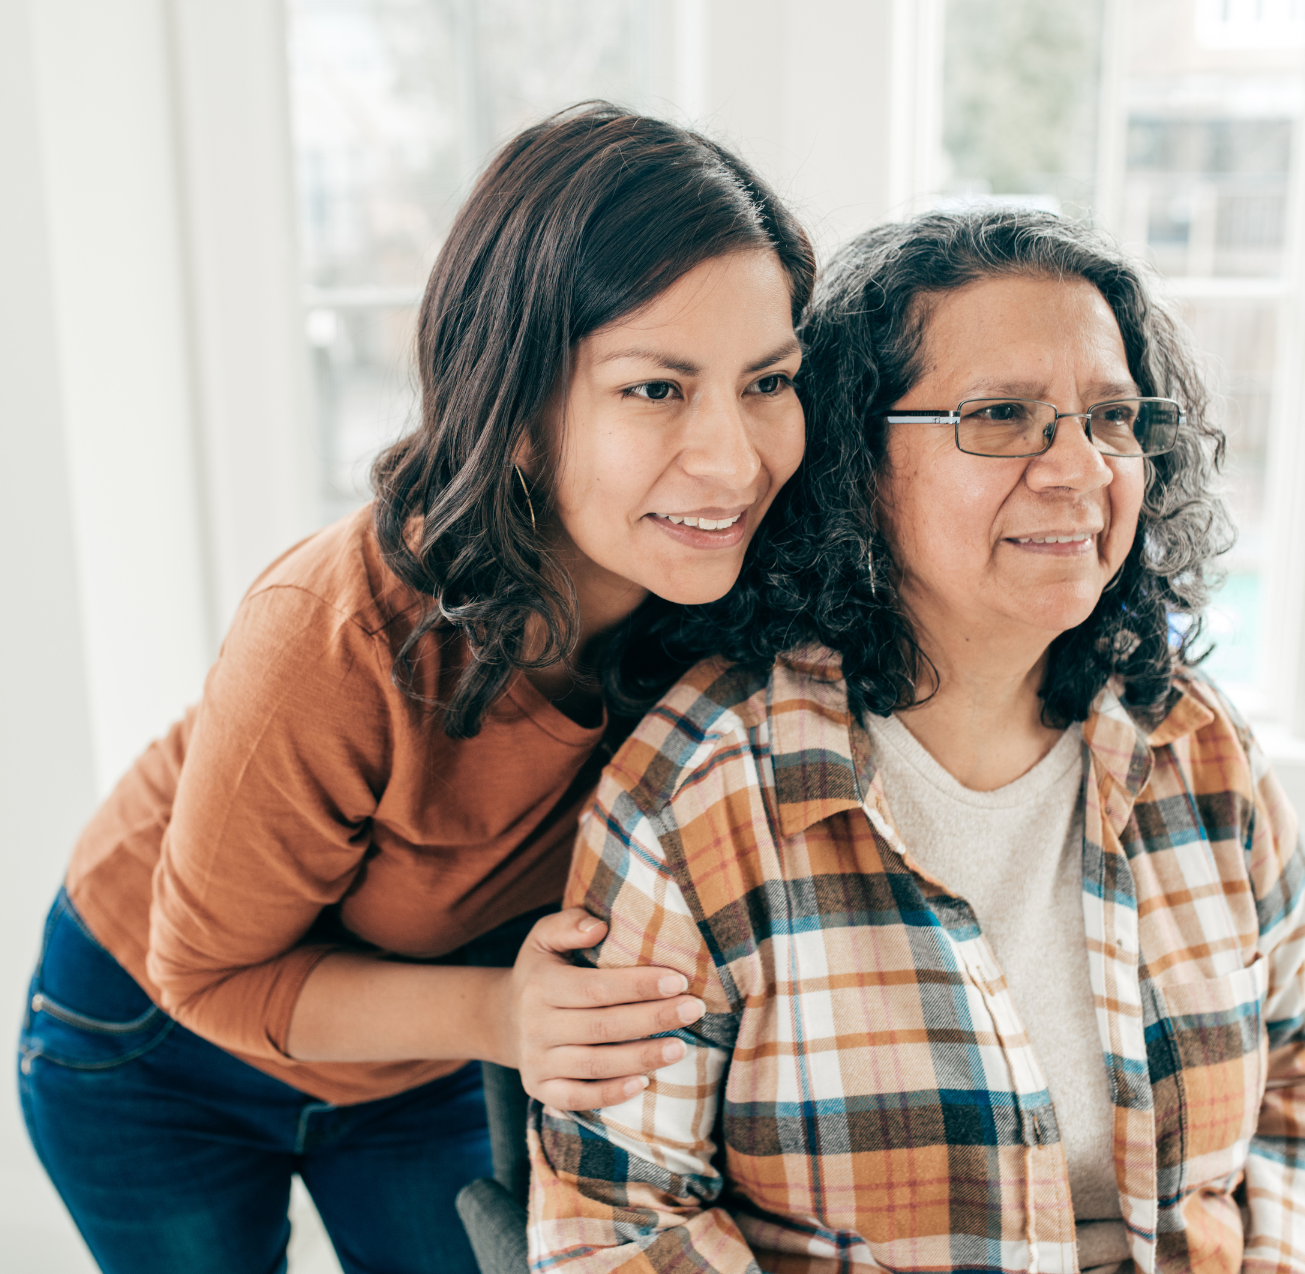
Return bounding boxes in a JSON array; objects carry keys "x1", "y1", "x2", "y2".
[{"x1": 955, "y1": 398, "x2": 1180, "y2": 458}]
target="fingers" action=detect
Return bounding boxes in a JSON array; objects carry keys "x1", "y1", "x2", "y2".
[
  {"x1": 511, "y1": 906, "x2": 709, "y2": 1113},
  {"x1": 531, "y1": 1073, "x2": 651, "y2": 1112},
  {"x1": 549, "y1": 996, "x2": 704, "y2": 1046},
  {"x1": 525, "y1": 1037, "x2": 695, "y2": 1110},
  {"x1": 546, "y1": 1036, "x2": 689, "y2": 1082},
  {"x1": 527, "y1": 906, "x2": 609, "y2": 955},
  {"x1": 543, "y1": 962, "x2": 694, "y2": 1010}
]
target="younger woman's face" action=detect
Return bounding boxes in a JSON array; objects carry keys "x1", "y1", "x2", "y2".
[{"x1": 538, "y1": 250, "x2": 805, "y2": 610}]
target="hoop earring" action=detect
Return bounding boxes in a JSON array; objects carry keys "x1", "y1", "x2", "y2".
[
  {"x1": 514, "y1": 464, "x2": 537, "y2": 533},
  {"x1": 1102, "y1": 564, "x2": 1125, "y2": 593}
]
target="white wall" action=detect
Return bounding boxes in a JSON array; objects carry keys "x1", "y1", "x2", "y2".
[
  {"x1": 0, "y1": 4, "x2": 103, "y2": 1266},
  {"x1": 10, "y1": 0, "x2": 318, "y2": 805},
  {"x1": 654, "y1": 0, "x2": 945, "y2": 260},
  {"x1": 26, "y1": 0, "x2": 214, "y2": 799},
  {"x1": 171, "y1": 0, "x2": 319, "y2": 632},
  {"x1": 0, "y1": 0, "x2": 317, "y2": 1266}
]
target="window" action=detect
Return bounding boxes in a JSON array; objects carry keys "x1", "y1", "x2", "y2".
[
  {"x1": 285, "y1": 0, "x2": 652, "y2": 521},
  {"x1": 1113, "y1": 0, "x2": 1302, "y2": 711}
]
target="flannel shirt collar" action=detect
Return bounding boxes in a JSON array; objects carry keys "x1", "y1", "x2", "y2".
[{"x1": 768, "y1": 646, "x2": 1216, "y2": 841}]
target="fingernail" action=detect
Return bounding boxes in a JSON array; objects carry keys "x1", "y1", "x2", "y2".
[
  {"x1": 623, "y1": 1076, "x2": 649, "y2": 1097},
  {"x1": 678, "y1": 997, "x2": 705, "y2": 1024},
  {"x1": 578, "y1": 916, "x2": 604, "y2": 933},
  {"x1": 662, "y1": 1039, "x2": 685, "y2": 1063},
  {"x1": 658, "y1": 973, "x2": 689, "y2": 996}
]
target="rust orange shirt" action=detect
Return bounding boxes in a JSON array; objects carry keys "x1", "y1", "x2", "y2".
[{"x1": 65, "y1": 506, "x2": 606, "y2": 1105}]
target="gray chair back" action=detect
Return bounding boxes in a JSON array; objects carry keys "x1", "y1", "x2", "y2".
[{"x1": 455, "y1": 1063, "x2": 531, "y2": 1274}]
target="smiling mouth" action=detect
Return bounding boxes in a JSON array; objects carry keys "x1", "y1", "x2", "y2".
[
  {"x1": 652, "y1": 512, "x2": 743, "y2": 531},
  {"x1": 1009, "y1": 533, "x2": 1094, "y2": 545}
]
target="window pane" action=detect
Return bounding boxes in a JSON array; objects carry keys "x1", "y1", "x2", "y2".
[
  {"x1": 1178, "y1": 300, "x2": 1275, "y2": 686},
  {"x1": 1119, "y1": 0, "x2": 1301, "y2": 701},
  {"x1": 285, "y1": 0, "x2": 651, "y2": 521}
]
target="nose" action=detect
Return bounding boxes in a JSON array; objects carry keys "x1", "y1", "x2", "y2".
[
  {"x1": 1026, "y1": 411, "x2": 1113, "y2": 492},
  {"x1": 678, "y1": 390, "x2": 763, "y2": 488}
]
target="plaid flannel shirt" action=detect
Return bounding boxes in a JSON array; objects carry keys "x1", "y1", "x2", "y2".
[{"x1": 529, "y1": 648, "x2": 1305, "y2": 1274}]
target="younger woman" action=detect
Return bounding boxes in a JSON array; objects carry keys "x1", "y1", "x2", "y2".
[{"x1": 19, "y1": 103, "x2": 813, "y2": 1274}]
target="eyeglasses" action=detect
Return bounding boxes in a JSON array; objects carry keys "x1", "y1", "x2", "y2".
[{"x1": 885, "y1": 397, "x2": 1184, "y2": 459}]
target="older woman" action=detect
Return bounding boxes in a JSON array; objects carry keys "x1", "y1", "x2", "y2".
[{"x1": 528, "y1": 211, "x2": 1305, "y2": 1274}]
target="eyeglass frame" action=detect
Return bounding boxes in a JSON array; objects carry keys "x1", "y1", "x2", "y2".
[{"x1": 883, "y1": 396, "x2": 1185, "y2": 459}]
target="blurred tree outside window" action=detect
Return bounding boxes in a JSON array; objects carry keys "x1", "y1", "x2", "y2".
[{"x1": 942, "y1": 0, "x2": 1105, "y2": 213}]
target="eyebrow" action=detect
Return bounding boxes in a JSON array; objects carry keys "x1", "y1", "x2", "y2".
[
  {"x1": 593, "y1": 338, "x2": 802, "y2": 377},
  {"x1": 964, "y1": 378, "x2": 1141, "y2": 401},
  {"x1": 746, "y1": 339, "x2": 802, "y2": 373}
]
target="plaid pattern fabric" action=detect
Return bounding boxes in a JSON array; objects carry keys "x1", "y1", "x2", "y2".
[{"x1": 528, "y1": 648, "x2": 1305, "y2": 1274}]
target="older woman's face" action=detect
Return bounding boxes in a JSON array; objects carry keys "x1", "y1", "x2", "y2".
[{"x1": 880, "y1": 274, "x2": 1145, "y2": 644}]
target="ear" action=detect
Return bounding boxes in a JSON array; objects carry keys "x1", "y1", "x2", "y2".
[{"x1": 512, "y1": 434, "x2": 536, "y2": 480}]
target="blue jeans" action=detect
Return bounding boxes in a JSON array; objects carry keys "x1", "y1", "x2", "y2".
[{"x1": 18, "y1": 891, "x2": 500, "y2": 1274}]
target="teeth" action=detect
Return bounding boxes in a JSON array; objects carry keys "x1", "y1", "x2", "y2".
[
  {"x1": 655, "y1": 513, "x2": 741, "y2": 530},
  {"x1": 1015, "y1": 534, "x2": 1092, "y2": 544}
]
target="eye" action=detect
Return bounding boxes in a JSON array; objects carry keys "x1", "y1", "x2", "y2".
[
  {"x1": 623, "y1": 380, "x2": 678, "y2": 401},
  {"x1": 968, "y1": 400, "x2": 1029, "y2": 422},
  {"x1": 746, "y1": 373, "x2": 793, "y2": 396},
  {"x1": 1094, "y1": 402, "x2": 1137, "y2": 424}
]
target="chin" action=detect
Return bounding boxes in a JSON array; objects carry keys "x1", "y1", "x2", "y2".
[
  {"x1": 1017, "y1": 583, "x2": 1109, "y2": 636},
  {"x1": 644, "y1": 570, "x2": 742, "y2": 607},
  {"x1": 1002, "y1": 576, "x2": 1117, "y2": 631}
]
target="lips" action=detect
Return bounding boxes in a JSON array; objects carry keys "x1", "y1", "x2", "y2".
[
  {"x1": 1009, "y1": 533, "x2": 1094, "y2": 545},
  {"x1": 652, "y1": 512, "x2": 742, "y2": 531},
  {"x1": 647, "y1": 508, "x2": 749, "y2": 548}
]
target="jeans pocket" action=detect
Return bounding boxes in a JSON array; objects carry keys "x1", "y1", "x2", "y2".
[{"x1": 20, "y1": 893, "x2": 174, "y2": 1073}]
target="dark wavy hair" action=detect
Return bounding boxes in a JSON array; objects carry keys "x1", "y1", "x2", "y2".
[
  {"x1": 681, "y1": 208, "x2": 1234, "y2": 725},
  {"x1": 371, "y1": 103, "x2": 814, "y2": 737}
]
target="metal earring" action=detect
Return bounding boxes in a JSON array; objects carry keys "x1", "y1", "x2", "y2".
[
  {"x1": 514, "y1": 464, "x2": 537, "y2": 533},
  {"x1": 1102, "y1": 564, "x2": 1125, "y2": 593}
]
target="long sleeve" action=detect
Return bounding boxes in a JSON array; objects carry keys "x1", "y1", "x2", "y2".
[
  {"x1": 145, "y1": 583, "x2": 392, "y2": 1061},
  {"x1": 1242, "y1": 737, "x2": 1305, "y2": 1272},
  {"x1": 528, "y1": 778, "x2": 760, "y2": 1274}
]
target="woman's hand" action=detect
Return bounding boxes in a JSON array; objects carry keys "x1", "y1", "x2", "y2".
[
  {"x1": 497, "y1": 906, "x2": 705, "y2": 1110},
  {"x1": 286, "y1": 907, "x2": 703, "y2": 1108}
]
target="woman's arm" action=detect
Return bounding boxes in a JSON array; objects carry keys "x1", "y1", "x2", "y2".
[
  {"x1": 1240, "y1": 742, "x2": 1305, "y2": 1272},
  {"x1": 288, "y1": 907, "x2": 705, "y2": 1110},
  {"x1": 146, "y1": 585, "x2": 701, "y2": 1110}
]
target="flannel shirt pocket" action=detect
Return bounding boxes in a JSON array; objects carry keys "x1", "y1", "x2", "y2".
[{"x1": 1153, "y1": 958, "x2": 1270, "y2": 1194}]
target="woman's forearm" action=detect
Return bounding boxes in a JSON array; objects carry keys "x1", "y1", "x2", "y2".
[
  {"x1": 286, "y1": 953, "x2": 512, "y2": 1064},
  {"x1": 283, "y1": 909, "x2": 706, "y2": 1109}
]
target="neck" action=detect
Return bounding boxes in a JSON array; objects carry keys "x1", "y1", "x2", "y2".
[
  {"x1": 894, "y1": 595, "x2": 1064, "y2": 792},
  {"x1": 521, "y1": 537, "x2": 649, "y2": 718}
]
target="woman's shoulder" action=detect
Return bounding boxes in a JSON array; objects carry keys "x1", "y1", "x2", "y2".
[
  {"x1": 211, "y1": 505, "x2": 465, "y2": 714},
  {"x1": 1142, "y1": 667, "x2": 1258, "y2": 767},
  {"x1": 600, "y1": 643, "x2": 850, "y2": 819},
  {"x1": 242, "y1": 504, "x2": 425, "y2": 637},
  {"x1": 1134, "y1": 668, "x2": 1297, "y2": 849}
]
